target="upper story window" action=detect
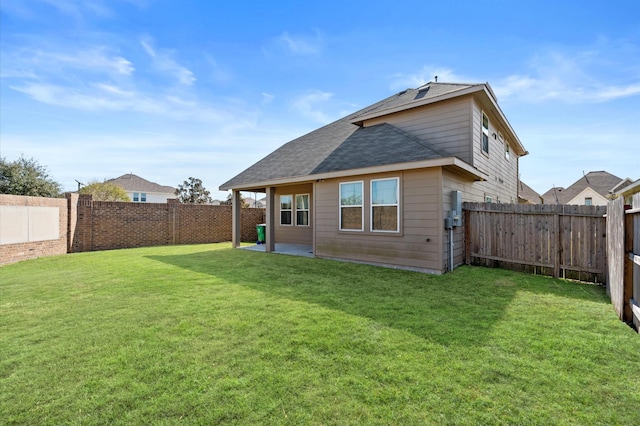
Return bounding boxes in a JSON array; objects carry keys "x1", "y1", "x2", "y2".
[
  {"x1": 133, "y1": 192, "x2": 147, "y2": 202},
  {"x1": 339, "y1": 181, "x2": 363, "y2": 231},
  {"x1": 295, "y1": 194, "x2": 310, "y2": 226},
  {"x1": 505, "y1": 142, "x2": 510, "y2": 160},
  {"x1": 280, "y1": 195, "x2": 292, "y2": 225},
  {"x1": 585, "y1": 197, "x2": 593, "y2": 206},
  {"x1": 482, "y1": 113, "x2": 490, "y2": 154},
  {"x1": 371, "y1": 178, "x2": 399, "y2": 232}
]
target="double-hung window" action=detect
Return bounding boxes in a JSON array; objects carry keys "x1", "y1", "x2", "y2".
[
  {"x1": 133, "y1": 192, "x2": 147, "y2": 202},
  {"x1": 280, "y1": 195, "x2": 292, "y2": 225},
  {"x1": 482, "y1": 112, "x2": 490, "y2": 154},
  {"x1": 296, "y1": 194, "x2": 309, "y2": 226},
  {"x1": 339, "y1": 181, "x2": 363, "y2": 231},
  {"x1": 371, "y1": 178, "x2": 399, "y2": 232}
]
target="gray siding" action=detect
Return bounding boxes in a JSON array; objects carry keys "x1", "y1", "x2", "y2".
[
  {"x1": 469, "y1": 99, "x2": 520, "y2": 203},
  {"x1": 314, "y1": 169, "x2": 445, "y2": 273},
  {"x1": 364, "y1": 97, "x2": 473, "y2": 164},
  {"x1": 274, "y1": 183, "x2": 313, "y2": 245}
]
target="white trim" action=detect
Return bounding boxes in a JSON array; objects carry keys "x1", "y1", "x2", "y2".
[
  {"x1": 481, "y1": 111, "x2": 490, "y2": 155},
  {"x1": 295, "y1": 193, "x2": 310, "y2": 226},
  {"x1": 370, "y1": 177, "x2": 400, "y2": 233},
  {"x1": 339, "y1": 180, "x2": 364, "y2": 231},
  {"x1": 279, "y1": 194, "x2": 293, "y2": 226}
]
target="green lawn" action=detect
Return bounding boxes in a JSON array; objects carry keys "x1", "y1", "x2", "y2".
[{"x1": 1, "y1": 243, "x2": 638, "y2": 425}]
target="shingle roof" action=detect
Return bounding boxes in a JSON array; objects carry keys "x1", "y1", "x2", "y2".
[
  {"x1": 108, "y1": 174, "x2": 176, "y2": 194},
  {"x1": 220, "y1": 82, "x2": 487, "y2": 190},
  {"x1": 518, "y1": 181, "x2": 542, "y2": 204},
  {"x1": 542, "y1": 171, "x2": 623, "y2": 204}
]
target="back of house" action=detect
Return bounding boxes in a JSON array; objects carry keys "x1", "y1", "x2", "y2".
[{"x1": 221, "y1": 82, "x2": 527, "y2": 273}]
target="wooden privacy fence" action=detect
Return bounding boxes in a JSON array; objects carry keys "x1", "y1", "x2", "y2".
[
  {"x1": 607, "y1": 194, "x2": 640, "y2": 329},
  {"x1": 464, "y1": 203, "x2": 608, "y2": 283}
]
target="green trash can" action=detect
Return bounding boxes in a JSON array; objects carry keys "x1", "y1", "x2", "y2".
[{"x1": 256, "y1": 224, "x2": 266, "y2": 244}]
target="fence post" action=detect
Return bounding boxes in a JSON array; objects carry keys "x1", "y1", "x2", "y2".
[
  {"x1": 464, "y1": 206, "x2": 471, "y2": 265},
  {"x1": 554, "y1": 212, "x2": 560, "y2": 278}
]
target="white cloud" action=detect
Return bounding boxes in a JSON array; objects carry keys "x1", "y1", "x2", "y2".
[
  {"x1": 275, "y1": 31, "x2": 323, "y2": 56},
  {"x1": 140, "y1": 37, "x2": 196, "y2": 86},
  {"x1": 0, "y1": 46, "x2": 134, "y2": 79},
  {"x1": 389, "y1": 66, "x2": 465, "y2": 91},
  {"x1": 493, "y1": 43, "x2": 640, "y2": 103},
  {"x1": 261, "y1": 92, "x2": 274, "y2": 104},
  {"x1": 292, "y1": 90, "x2": 334, "y2": 123},
  {"x1": 9, "y1": 81, "x2": 245, "y2": 123}
]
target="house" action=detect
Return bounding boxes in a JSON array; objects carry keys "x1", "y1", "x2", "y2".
[
  {"x1": 220, "y1": 82, "x2": 528, "y2": 273},
  {"x1": 518, "y1": 181, "x2": 542, "y2": 204},
  {"x1": 611, "y1": 178, "x2": 640, "y2": 205},
  {"x1": 542, "y1": 171, "x2": 633, "y2": 206},
  {"x1": 107, "y1": 173, "x2": 176, "y2": 203}
]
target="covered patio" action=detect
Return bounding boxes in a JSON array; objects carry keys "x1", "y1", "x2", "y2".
[{"x1": 240, "y1": 243, "x2": 314, "y2": 258}]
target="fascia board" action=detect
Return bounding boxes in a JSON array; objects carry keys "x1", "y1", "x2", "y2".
[{"x1": 219, "y1": 157, "x2": 487, "y2": 191}]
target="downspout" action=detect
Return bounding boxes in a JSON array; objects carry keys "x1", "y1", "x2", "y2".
[{"x1": 450, "y1": 227, "x2": 454, "y2": 272}]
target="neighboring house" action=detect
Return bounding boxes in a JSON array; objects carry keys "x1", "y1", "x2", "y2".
[
  {"x1": 542, "y1": 171, "x2": 633, "y2": 206},
  {"x1": 611, "y1": 178, "x2": 640, "y2": 205},
  {"x1": 518, "y1": 181, "x2": 542, "y2": 204},
  {"x1": 108, "y1": 173, "x2": 176, "y2": 203},
  {"x1": 220, "y1": 82, "x2": 528, "y2": 274}
]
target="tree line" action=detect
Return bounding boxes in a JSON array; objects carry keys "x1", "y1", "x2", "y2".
[{"x1": 1, "y1": 155, "x2": 216, "y2": 204}]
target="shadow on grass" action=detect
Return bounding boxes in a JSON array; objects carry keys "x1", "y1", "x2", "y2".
[{"x1": 147, "y1": 248, "x2": 608, "y2": 347}]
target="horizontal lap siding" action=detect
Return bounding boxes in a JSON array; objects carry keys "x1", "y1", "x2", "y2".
[
  {"x1": 315, "y1": 169, "x2": 443, "y2": 272},
  {"x1": 364, "y1": 97, "x2": 472, "y2": 163},
  {"x1": 274, "y1": 184, "x2": 313, "y2": 245},
  {"x1": 470, "y1": 100, "x2": 519, "y2": 204}
]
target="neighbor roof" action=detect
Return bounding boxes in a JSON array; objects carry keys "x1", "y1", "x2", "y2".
[
  {"x1": 542, "y1": 171, "x2": 624, "y2": 204},
  {"x1": 518, "y1": 181, "x2": 542, "y2": 204},
  {"x1": 108, "y1": 174, "x2": 176, "y2": 193},
  {"x1": 220, "y1": 82, "x2": 522, "y2": 191}
]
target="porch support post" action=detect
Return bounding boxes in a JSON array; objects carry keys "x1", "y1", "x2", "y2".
[
  {"x1": 265, "y1": 186, "x2": 276, "y2": 252},
  {"x1": 231, "y1": 190, "x2": 241, "y2": 248}
]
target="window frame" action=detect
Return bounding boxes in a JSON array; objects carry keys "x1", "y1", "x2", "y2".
[
  {"x1": 585, "y1": 197, "x2": 593, "y2": 206},
  {"x1": 140, "y1": 193, "x2": 147, "y2": 202},
  {"x1": 482, "y1": 112, "x2": 490, "y2": 155},
  {"x1": 280, "y1": 194, "x2": 293, "y2": 226},
  {"x1": 339, "y1": 180, "x2": 364, "y2": 232},
  {"x1": 370, "y1": 177, "x2": 400, "y2": 233},
  {"x1": 295, "y1": 193, "x2": 310, "y2": 226},
  {"x1": 133, "y1": 192, "x2": 139, "y2": 202}
]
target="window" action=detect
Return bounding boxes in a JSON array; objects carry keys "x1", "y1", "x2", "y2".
[
  {"x1": 280, "y1": 195, "x2": 292, "y2": 225},
  {"x1": 485, "y1": 196, "x2": 493, "y2": 203},
  {"x1": 133, "y1": 192, "x2": 139, "y2": 202},
  {"x1": 339, "y1": 181, "x2": 363, "y2": 231},
  {"x1": 585, "y1": 197, "x2": 593, "y2": 206},
  {"x1": 371, "y1": 178, "x2": 399, "y2": 232},
  {"x1": 296, "y1": 194, "x2": 309, "y2": 226},
  {"x1": 133, "y1": 192, "x2": 147, "y2": 202},
  {"x1": 141, "y1": 193, "x2": 147, "y2": 202},
  {"x1": 504, "y1": 142, "x2": 510, "y2": 160},
  {"x1": 482, "y1": 112, "x2": 490, "y2": 154}
]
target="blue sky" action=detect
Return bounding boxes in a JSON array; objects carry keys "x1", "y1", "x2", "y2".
[{"x1": 1, "y1": 0, "x2": 638, "y2": 200}]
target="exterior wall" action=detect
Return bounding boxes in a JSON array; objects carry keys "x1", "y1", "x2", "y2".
[
  {"x1": 364, "y1": 96, "x2": 473, "y2": 163},
  {"x1": 0, "y1": 194, "x2": 68, "y2": 266},
  {"x1": 442, "y1": 170, "x2": 483, "y2": 269},
  {"x1": 126, "y1": 191, "x2": 176, "y2": 203},
  {"x1": 567, "y1": 187, "x2": 609, "y2": 206},
  {"x1": 314, "y1": 169, "x2": 444, "y2": 273},
  {"x1": 470, "y1": 99, "x2": 520, "y2": 203},
  {"x1": 273, "y1": 183, "x2": 313, "y2": 245},
  {"x1": 70, "y1": 198, "x2": 264, "y2": 252}
]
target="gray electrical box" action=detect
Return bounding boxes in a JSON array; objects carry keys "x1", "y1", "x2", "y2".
[
  {"x1": 451, "y1": 190, "x2": 462, "y2": 227},
  {"x1": 444, "y1": 217, "x2": 453, "y2": 229}
]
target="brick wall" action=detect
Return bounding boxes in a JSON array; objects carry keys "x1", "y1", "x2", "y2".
[
  {"x1": 69, "y1": 196, "x2": 265, "y2": 252},
  {"x1": 0, "y1": 194, "x2": 68, "y2": 266}
]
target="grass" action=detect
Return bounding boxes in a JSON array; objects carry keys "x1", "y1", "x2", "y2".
[{"x1": 1, "y1": 243, "x2": 638, "y2": 425}]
